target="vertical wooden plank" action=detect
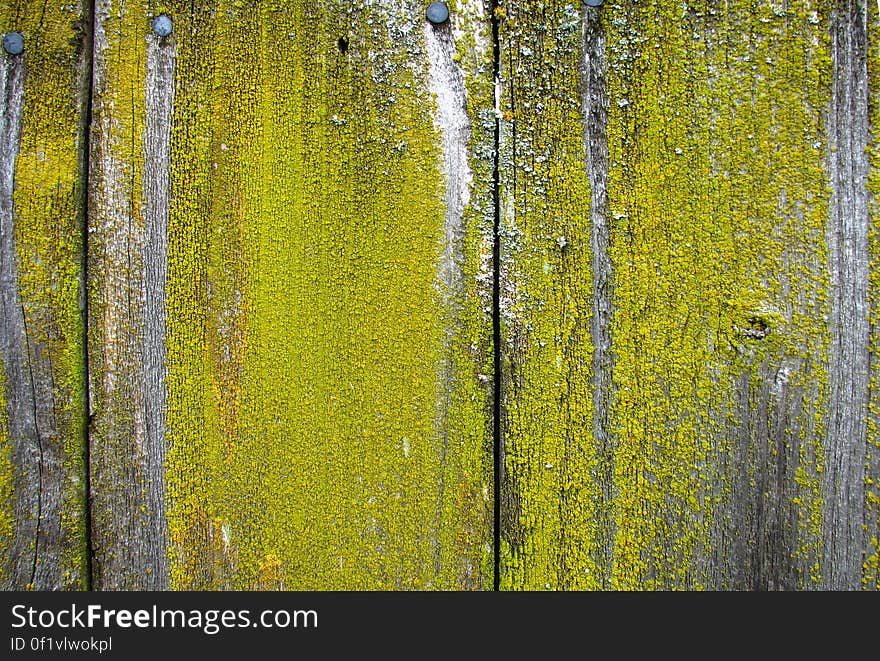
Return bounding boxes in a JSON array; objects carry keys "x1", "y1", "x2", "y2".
[
  {"x1": 88, "y1": 0, "x2": 494, "y2": 589},
  {"x1": 0, "y1": 2, "x2": 89, "y2": 589},
  {"x1": 825, "y1": 0, "x2": 869, "y2": 591},
  {"x1": 865, "y1": 0, "x2": 880, "y2": 591},
  {"x1": 499, "y1": 0, "x2": 877, "y2": 589},
  {"x1": 88, "y1": 0, "x2": 168, "y2": 589},
  {"x1": 496, "y1": 1, "x2": 601, "y2": 589},
  {"x1": 605, "y1": 0, "x2": 830, "y2": 591}
]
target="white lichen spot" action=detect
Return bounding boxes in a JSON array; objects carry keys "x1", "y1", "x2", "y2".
[
  {"x1": 771, "y1": 362, "x2": 793, "y2": 398},
  {"x1": 402, "y1": 436, "x2": 411, "y2": 459}
]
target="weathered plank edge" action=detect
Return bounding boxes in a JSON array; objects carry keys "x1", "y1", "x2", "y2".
[
  {"x1": 581, "y1": 5, "x2": 613, "y2": 586},
  {"x1": 87, "y1": 0, "x2": 172, "y2": 588},
  {"x1": 0, "y1": 47, "x2": 40, "y2": 589},
  {"x1": 824, "y1": 0, "x2": 870, "y2": 590}
]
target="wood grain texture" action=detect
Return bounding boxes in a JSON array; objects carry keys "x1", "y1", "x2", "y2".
[
  {"x1": 88, "y1": 0, "x2": 171, "y2": 589},
  {"x1": 499, "y1": 0, "x2": 876, "y2": 590},
  {"x1": 4, "y1": 0, "x2": 876, "y2": 592},
  {"x1": 0, "y1": 1, "x2": 89, "y2": 590},
  {"x1": 865, "y1": 0, "x2": 880, "y2": 590},
  {"x1": 825, "y1": 0, "x2": 869, "y2": 591},
  {"x1": 496, "y1": 0, "x2": 600, "y2": 589},
  {"x1": 88, "y1": 0, "x2": 495, "y2": 590}
]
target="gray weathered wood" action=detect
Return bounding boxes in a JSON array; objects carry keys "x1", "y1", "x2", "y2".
[
  {"x1": 824, "y1": 0, "x2": 870, "y2": 591},
  {"x1": 0, "y1": 1, "x2": 90, "y2": 590},
  {"x1": 87, "y1": 0, "x2": 174, "y2": 588},
  {"x1": 0, "y1": 44, "x2": 39, "y2": 588}
]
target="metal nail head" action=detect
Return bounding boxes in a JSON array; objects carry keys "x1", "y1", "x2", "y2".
[
  {"x1": 426, "y1": 2, "x2": 450, "y2": 25},
  {"x1": 584, "y1": 0, "x2": 605, "y2": 7},
  {"x1": 3, "y1": 32, "x2": 24, "y2": 56},
  {"x1": 152, "y1": 14, "x2": 173, "y2": 38}
]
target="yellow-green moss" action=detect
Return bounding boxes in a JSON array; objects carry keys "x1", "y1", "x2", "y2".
[
  {"x1": 498, "y1": 0, "x2": 600, "y2": 590},
  {"x1": 164, "y1": 0, "x2": 493, "y2": 589},
  {"x1": 499, "y1": 0, "x2": 831, "y2": 590},
  {"x1": 605, "y1": 0, "x2": 829, "y2": 590}
]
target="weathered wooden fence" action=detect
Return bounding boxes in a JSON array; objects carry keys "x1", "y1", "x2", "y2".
[{"x1": 0, "y1": 0, "x2": 877, "y2": 591}]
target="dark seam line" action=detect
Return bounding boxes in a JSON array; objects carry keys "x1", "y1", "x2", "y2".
[{"x1": 81, "y1": 0, "x2": 98, "y2": 592}]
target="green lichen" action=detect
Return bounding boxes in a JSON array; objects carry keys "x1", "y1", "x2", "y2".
[
  {"x1": 0, "y1": 0, "x2": 88, "y2": 589},
  {"x1": 163, "y1": 0, "x2": 493, "y2": 589},
  {"x1": 446, "y1": 0, "x2": 498, "y2": 590},
  {"x1": 499, "y1": 0, "x2": 831, "y2": 590},
  {"x1": 497, "y1": 0, "x2": 600, "y2": 590},
  {"x1": 605, "y1": 0, "x2": 829, "y2": 590}
]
